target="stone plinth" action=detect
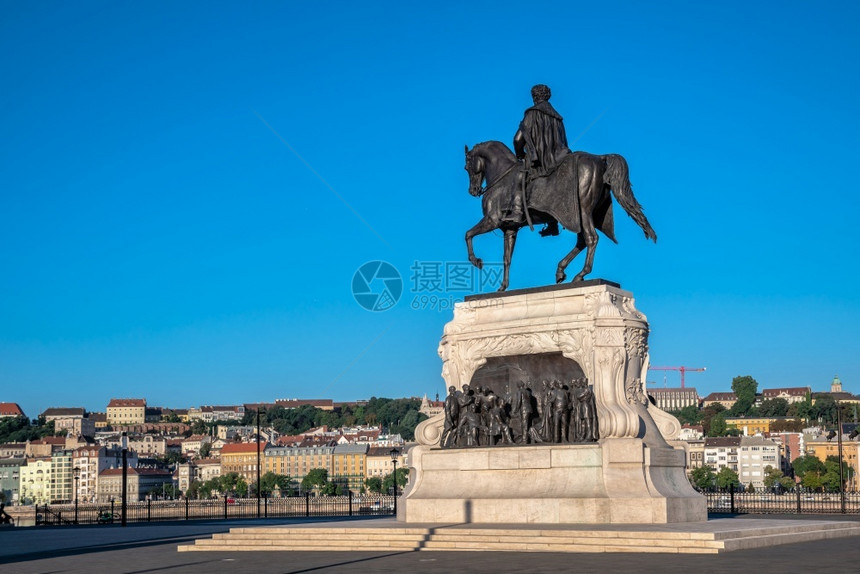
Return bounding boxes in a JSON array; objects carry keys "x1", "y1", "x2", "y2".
[{"x1": 405, "y1": 282, "x2": 706, "y2": 524}]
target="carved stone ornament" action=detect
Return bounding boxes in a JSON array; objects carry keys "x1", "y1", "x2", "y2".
[{"x1": 416, "y1": 283, "x2": 681, "y2": 447}]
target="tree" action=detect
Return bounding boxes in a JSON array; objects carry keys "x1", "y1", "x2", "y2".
[
  {"x1": 763, "y1": 465, "x2": 794, "y2": 490},
  {"x1": 301, "y1": 468, "x2": 329, "y2": 492},
  {"x1": 707, "y1": 412, "x2": 728, "y2": 437},
  {"x1": 320, "y1": 482, "x2": 338, "y2": 496},
  {"x1": 801, "y1": 472, "x2": 822, "y2": 490},
  {"x1": 690, "y1": 466, "x2": 716, "y2": 489},
  {"x1": 199, "y1": 442, "x2": 212, "y2": 459},
  {"x1": 812, "y1": 396, "x2": 838, "y2": 425},
  {"x1": 792, "y1": 455, "x2": 825, "y2": 482},
  {"x1": 823, "y1": 455, "x2": 852, "y2": 491},
  {"x1": 186, "y1": 480, "x2": 202, "y2": 499},
  {"x1": 715, "y1": 467, "x2": 740, "y2": 489},
  {"x1": 769, "y1": 419, "x2": 805, "y2": 433},
  {"x1": 260, "y1": 472, "x2": 292, "y2": 496},
  {"x1": 148, "y1": 484, "x2": 180, "y2": 499},
  {"x1": 701, "y1": 403, "x2": 726, "y2": 436},
  {"x1": 365, "y1": 476, "x2": 383, "y2": 494},
  {"x1": 190, "y1": 419, "x2": 207, "y2": 435},
  {"x1": 0, "y1": 416, "x2": 55, "y2": 443},
  {"x1": 382, "y1": 468, "x2": 409, "y2": 494},
  {"x1": 758, "y1": 398, "x2": 789, "y2": 417},
  {"x1": 218, "y1": 472, "x2": 248, "y2": 496},
  {"x1": 729, "y1": 376, "x2": 758, "y2": 416},
  {"x1": 671, "y1": 405, "x2": 703, "y2": 426},
  {"x1": 787, "y1": 393, "x2": 814, "y2": 420},
  {"x1": 746, "y1": 483, "x2": 755, "y2": 493},
  {"x1": 160, "y1": 451, "x2": 185, "y2": 466}
]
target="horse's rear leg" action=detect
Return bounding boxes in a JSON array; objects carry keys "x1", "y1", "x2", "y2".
[
  {"x1": 465, "y1": 217, "x2": 497, "y2": 270},
  {"x1": 572, "y1": 226, "x2": 598, "y2": 283},
  {"x1": 499, "y1": 228, "x2": 518, "y2": 292},
  {"x1": 556, "y1": 233, "x2": 587, "y2": 283}
]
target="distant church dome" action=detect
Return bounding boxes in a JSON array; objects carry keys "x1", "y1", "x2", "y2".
[{"x1": 831, "y1": 375, "x2": 842, "y2": 393}]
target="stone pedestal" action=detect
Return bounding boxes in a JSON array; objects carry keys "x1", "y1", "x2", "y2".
[{"x1": 404, "y1": 281, "x2": 706, "y2": 524}]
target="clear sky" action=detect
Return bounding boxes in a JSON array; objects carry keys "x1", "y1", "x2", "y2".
[{"x1": 2, "y1": 1, "x2": 859, "y2": 419}]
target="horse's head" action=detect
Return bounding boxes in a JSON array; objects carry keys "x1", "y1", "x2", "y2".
[{"x1": 464, "y1": 144, "x2": 485, "y2": 197}]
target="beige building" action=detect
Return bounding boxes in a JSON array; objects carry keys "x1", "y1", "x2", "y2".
[
  {"x1": 274, "y1": 399, "x2": 334, "y2": 411},
  {"x1": 127, "y1": 435, "x2": 168, "y2": 457},
  {"x1": 419, "y1": 395, "x2": 444, "y2": 418},
  {"x1": 107, "y1": 398, "x2": 147, "y2": 426},
  {"x1": 806, "y1": 438, "x2": 859, "y2": 491},
  {"x1": 19, "y1": 457, "x2": 52, "y2": 504},
  {"x1": 684, "y1": 439, "x2": 705, "y2": 471},
  {"x1": 647, "y1": 387, "x2": 699, "y2": 411},
  {"x1": 72, "y1": 445, "x2": 138, "y2": 503},
  {"x1": 760, "y1": 387, "x2": 811, "y2": 404},
  {"x1": 704, "y1": 437, "x2": 741, "y2": 474},
  {"x1": 195, "y1": 458, "x2": 222, "y2": 482},
  {"x1": 264, "y1": 445, "x2": 335, "y2": 487},
  {"x1": 25, "y1": 437, "x2": 66, "y2": 458},
  {"x1": 90, "y1": 412, "x2": 109, "y2": 429},
  {"x1": 50, "y1": 450, "x2": 75, "y2": 503},
  {"x1": 366, "y1": 446, "x2": 405, "y2": 479},
  {"x1": 738, "y1": 436, "x2": 781, "y2": 488},
  {"x1": 97, "y1": 467, "x2": 174, "y2": 503},
  {"x1": 188, "y1": 405, "x2": 245, "y2": 423},
  {"x1": 41, "y1": 407, "x2": 96, "y2": 437},
  {"x1": 332, "y1": 443, "x2": 368, "y2": 492},
  {"x1": 726, "y1": 416, "x2": 803, "y2": 436},
  {"x1": 220, "y1": 442, "x2": 266, "y2": 484},
  {"x1": 702, "y1": 392, "x2": 737, "y2": 410},
  {"x1": 182, "y1": 434, "x2": 213, "y2": 457}
]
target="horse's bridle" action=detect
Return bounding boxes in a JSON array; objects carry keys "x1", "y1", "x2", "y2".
[{"x1": 473, "y1": 162, "x2": 517, "y2": 196}]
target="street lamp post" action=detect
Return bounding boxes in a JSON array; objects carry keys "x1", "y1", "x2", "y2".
[
  {"x1": 389, "y1": 447, "x2": 401, "y2": 517},
  {"x1": 73, "y1": 466, "x2": 80, "y2": 524},
  {"x1": 836, "y1": 401, "x2": 846, "y2": 513},
  {"x1": 121, "y1": 432, "x2": 128, "y2": 527},
  {"x1": 256, "y1": 406, "x2": 262, "y2": 518}
]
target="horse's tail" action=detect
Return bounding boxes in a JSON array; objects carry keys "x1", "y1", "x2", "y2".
[{"x1": 603, "y1": 154, "x2": 657, "y2": 242}]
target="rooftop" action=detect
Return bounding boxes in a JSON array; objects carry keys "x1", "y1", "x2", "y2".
[
  {"x1": 0, "y1": 402, "x2": 25, "y2": 417},
  {"x1": 108, "y1": 398, "x2": 146, "y2": 408}
]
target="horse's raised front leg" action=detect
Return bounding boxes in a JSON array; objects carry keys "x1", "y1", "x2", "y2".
[
  {"x1": 465, "y1": 216, "x2": 498, "y2": 270},
  {"x1": 556, "y1": 233, "x2": 587, "y2": 283},
  {"x1": 571, "y1": 224, "x2": 598, "y2": 283},
  {"x1": 499, "y1": 228, "x2": 519, "y2": 292}
]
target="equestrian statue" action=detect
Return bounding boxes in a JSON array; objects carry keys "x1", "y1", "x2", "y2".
[{"x1": 464, "y1": 84, "x2": 657, "y2": 291}]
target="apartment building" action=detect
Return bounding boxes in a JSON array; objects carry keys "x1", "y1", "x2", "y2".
[
  {"x1": 704, "y1": 437, "x2": 741, "y2": 474},
  {"x1": 263, "y1": 445, "x2": 335, "y2": 486},
  {"x1": 220, "y1": 442, "x2": 266, "y2": 484},
  {"x1": 332, "y1": 443, "x2": 368, "y2": 492},
  {"x1": 107, "y1": 399, "x2": 147, "y2": 426},
  {"x1": 738, "y1": 436, "x2": 781, "y2": 488},
  {"x1": 647, "y1": 388, "x2": 699, "y2": 411}
]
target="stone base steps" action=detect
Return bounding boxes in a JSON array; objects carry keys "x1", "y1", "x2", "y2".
[{"x1": 177, "y1": 522, "x2": 860, "y2": 554}]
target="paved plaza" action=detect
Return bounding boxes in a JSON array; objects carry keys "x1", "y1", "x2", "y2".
[{"x1": 2, "y1": 515, "x2": 860, "y2": 573}]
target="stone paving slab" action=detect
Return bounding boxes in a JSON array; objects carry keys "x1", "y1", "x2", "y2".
[{"x1": 4, "y1": 515, "x2": 860, "y2": 573}]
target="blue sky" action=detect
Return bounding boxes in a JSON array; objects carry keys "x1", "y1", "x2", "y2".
[{"x1": 2, "y1": 1, "x2": 859, "y2": 419}]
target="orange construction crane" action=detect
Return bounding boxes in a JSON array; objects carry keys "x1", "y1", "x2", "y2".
[{"x1": 647, "y1": 366, "x2": 706, "y2": 389}]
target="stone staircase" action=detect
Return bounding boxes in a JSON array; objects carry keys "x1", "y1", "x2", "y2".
[{"x1": 177, "y1": 520, "x2": 860, "y2": 554}]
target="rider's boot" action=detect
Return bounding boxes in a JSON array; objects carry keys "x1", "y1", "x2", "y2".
[
  {"x1": 504, "y1": 194, "x2": 523, "y2": 223},
  {"x1": 540, "y1": 221, "x2": 560, "y2": 237}
]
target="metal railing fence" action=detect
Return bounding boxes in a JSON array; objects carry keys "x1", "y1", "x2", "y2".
[{"x1": 34, "y1": 492, "x2": 395, "y2": 526}]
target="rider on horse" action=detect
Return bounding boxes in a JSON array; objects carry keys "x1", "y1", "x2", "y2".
[{"x1": 507, "y1": 84, "x2": 570, "y2": 236}]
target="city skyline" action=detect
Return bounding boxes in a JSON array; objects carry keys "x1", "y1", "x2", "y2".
[{"x1": 2, "y1": 3, "x2": 859, "y2": 423}]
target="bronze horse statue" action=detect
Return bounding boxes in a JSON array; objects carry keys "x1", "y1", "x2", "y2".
[{"x1": 464, "y1": 141, "x2": 657, "y2": 291}]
